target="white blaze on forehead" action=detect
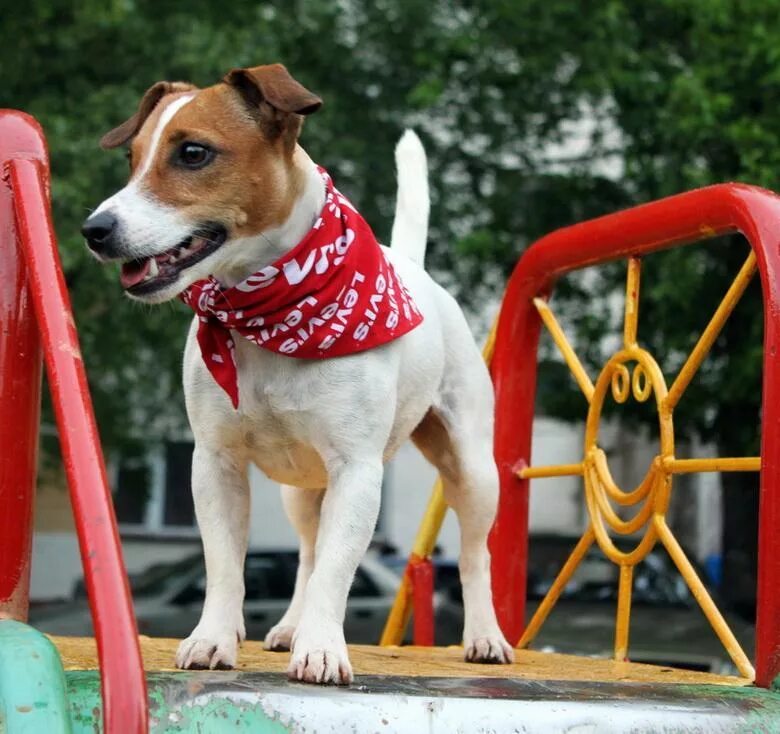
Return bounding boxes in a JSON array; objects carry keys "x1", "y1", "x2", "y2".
[
  {"x1": 91, "y1": 91, "x2": 198, "y2": 259},
  {"x1": 135, "y1": 92, "x2": 198, "y2": 179}
]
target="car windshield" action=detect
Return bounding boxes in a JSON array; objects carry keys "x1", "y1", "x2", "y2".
[{"x1": 528, "y1": 539, "x2": 693, "y2": 607}]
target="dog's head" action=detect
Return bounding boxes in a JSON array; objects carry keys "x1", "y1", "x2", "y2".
[{"x1": 82, "y1": 64, "x2": 322, "y2": 302}]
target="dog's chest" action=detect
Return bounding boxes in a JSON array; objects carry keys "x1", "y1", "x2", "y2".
[
  {"x1": 236, "y1": 374, "x2": 328, "y2": 488},
  {"x1": 232, "y1": 337, "x2": 359, "y2": 487}
]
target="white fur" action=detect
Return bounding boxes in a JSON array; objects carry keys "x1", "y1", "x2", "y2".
[
  {"x1": 390, "y1": 130, "x2": 429, "y2": 266},
  {"x1": 137, "y1": 95, "x2": 197, "y2": 177},
  {"x1": 93, "y1": 120, "x2": 512, "y2": 681},
  {"x1": 176, "y1": 138, "x2": 512, "y2": 681},
  {"x1": 93, "y1": 95, "x2": 197, "y2": 281}
]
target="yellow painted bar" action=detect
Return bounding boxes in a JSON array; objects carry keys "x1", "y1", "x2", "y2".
[
  {"x1": 623, "y1": 257, "x2": 641, "y2": 348},
  {"x1": 380, "y1": 480, "x2": 447, "y2": 646},
  {"x1": 517, "y1": 526, "x2": 596, "y2": 649},
  {"x1": 663, "y1": 457, "x2": 761, "y2": 474},
  {"x1": 518, "y1": 463, "x2": 584, "y2": 480},
  {"x1": 482, "y1": 318, "x2": 498, "y2": 363},
  {"x1": 666, "y1": 251, "x2": 757, "y2": 411},
  {"x1": 411, "y1": 479, "x2": 448, "y2": 558},
  {"x1": 379, "y1": 575, "x2": 412, "y2": 646},
  {"x1": 588, "y1": 463, "x2": 655, "y2": 536},
  {"x1": 655, "y1": 517, "x2": 755, "y2": 680},
  {"x1": 592, "y1": 449, "x2": 655, "y2": 506},
  {"x1": 614, "y1": 564, "x2": 634, "y2": 660},
  {"x1": 533, "y1": 297, "x2": 595, "y2": 402}
]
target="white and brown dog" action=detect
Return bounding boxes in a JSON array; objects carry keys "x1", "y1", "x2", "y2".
[{"x1": 83, "y1": 64, "x2": 513, "y2": 684}]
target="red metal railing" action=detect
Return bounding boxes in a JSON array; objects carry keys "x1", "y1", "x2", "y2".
[
  {"x1": 489, "y1": 182, "x2": 780, "y2": 688},
  {"x1": 409, "y1": 556, "x2": 435, "y2": 646},
  {"x1": 0, "y1": 117, "x2": 42, "y2": 622},
  {"x1": 0, "y1": 111, "x2": 148, "y2": 732}
]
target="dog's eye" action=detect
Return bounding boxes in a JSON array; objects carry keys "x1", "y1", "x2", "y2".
[{"x1": 176, "y1": 142, "x2": 214, "y2": 170}]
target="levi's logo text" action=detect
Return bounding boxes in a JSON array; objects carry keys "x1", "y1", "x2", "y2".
[{"x1": 181, "y1": 168, "x2": 424, "y2": 408}]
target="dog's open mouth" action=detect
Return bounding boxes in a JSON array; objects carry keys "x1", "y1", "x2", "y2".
[{"x1": 120, "y1": 224, "x2": 227, "y2": 294}]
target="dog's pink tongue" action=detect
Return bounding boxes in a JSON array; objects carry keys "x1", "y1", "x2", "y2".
[{"x1": 120, "y1": 258, "x2": 151, "y2": 289}]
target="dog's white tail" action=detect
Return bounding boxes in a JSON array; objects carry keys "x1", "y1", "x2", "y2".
[{"x1": 390, "y1": 129, "x2": 429, "y2": 267}]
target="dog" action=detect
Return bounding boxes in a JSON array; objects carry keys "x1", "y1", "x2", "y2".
[{"x1": 82, "y1": 63, "x2": 513, "y2": 684}]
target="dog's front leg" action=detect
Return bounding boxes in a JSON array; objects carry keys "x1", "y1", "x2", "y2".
[
  {"x1": 287, "y1": 457, "x2": 382, "y2": 684},
  {"x1": 264, "y1": 484, "x2": 324, "y2": 651},
  {"x1": 176, "y1": 445, "x2": 249, "y2": 670}
]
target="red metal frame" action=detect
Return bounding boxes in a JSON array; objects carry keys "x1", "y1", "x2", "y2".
[
  {"x1": 0, "y1": 113, "x2": 43, "y2": 622},
  {"x1": 489, "y1": 182, "x2": 780, "y2": 688},
  {"x1": 0, "y1": 111, "x2": 148, "y2": 733},
  {"x1": 409, "y1": 556, "x2": 435, "y2": 646}
]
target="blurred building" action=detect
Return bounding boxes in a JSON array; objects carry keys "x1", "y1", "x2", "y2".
[{"x1": 29, "y1": 416, "x2": 721, "y2": 602}]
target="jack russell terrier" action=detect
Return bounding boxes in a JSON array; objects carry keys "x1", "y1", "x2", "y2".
[{"x1": 82, "y1": 63, "x2": 513, "y2": 684}]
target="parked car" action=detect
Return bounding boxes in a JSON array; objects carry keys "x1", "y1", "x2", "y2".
[
  {"x1": 31, "y1": 550, "x2": 415, "y2": 644},
  {"x1": 387, "y1": 534, "x2": 754, "y2": 674}
]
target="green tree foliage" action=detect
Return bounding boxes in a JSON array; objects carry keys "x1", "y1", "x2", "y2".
[
  {"x1": 2, "y1": 2, "x2": 777, "y2": 600},
  {"x1": 0, "y1": 0, "x2": 630, "y2": 454}
]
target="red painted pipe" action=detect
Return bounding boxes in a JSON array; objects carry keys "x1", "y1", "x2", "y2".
[
  {"x1": 0, "y1": 111, "x2": 43, "y2": 622},
  {"x1": 3, "y1": 111, "x2": 148, "y2": 732},
  {"x1": 490, "y1": 183, "x2": 780, "y2": 688},
  {"x1": 409, "y1": 556, "x2": 435, "y2": 646}
]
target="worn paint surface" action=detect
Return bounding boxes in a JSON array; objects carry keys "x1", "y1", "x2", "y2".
[
  {"x1": 0, "y1": 620, "x2": 71, "y2": 733},
  {"x1": 66, "y1": 672, "x2": 288, "y2": 734},
  {"x1": 52, "y1": 636, "x2": 752, "y2": 687},
  {"x1": 60, "y1": 669, "x2": 780, "y2": 733}
]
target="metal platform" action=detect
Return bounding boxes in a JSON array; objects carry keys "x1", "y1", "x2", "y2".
[
  {"x1": 53, "y1": 634, "x2": 780, "y2": 733},
  {"x1": 62, "y1": 669, "x2": 780, "y2": 734},
  {"x1": 3, "y1": 624, "x2": 779, "y2": 733}
]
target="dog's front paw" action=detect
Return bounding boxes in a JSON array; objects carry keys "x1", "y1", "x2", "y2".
[
  {"x1": 176, "y1": 626, "x2": 242, "y2": 670},
  {"x1": 464, "y1": 633, "x2": 515, "y2": 664},
  {"x1": 287, "y1": 623, "x2": 353, "y2": 684},
  {"x1": 264, "y1": 623, "x2": 295, "y2": 652}
]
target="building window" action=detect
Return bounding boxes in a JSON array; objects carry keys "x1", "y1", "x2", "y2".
[
  {"x1": 113, "y1": 440, "x2": 197, "y2": 537},
  {"x1": 162, "y1": 442, "x2": 196, "y2": 527}
]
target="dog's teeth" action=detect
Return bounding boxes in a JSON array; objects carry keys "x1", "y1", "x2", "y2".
[
  {"x1": 168, "y1": 255, "x2": 177, "y2": 264},
  {"x1": 148, "y1": 259, "x2": 159, "y2": 278}
]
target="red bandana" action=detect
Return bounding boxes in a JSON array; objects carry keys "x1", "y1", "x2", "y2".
[{"x1": 181, "y1": 168, "x2": 424, "y2": 408}]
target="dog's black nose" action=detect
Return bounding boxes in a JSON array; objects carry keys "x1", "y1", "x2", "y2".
[{"x1": 81, "y1": 211, "x2": 118, "y2": 254}]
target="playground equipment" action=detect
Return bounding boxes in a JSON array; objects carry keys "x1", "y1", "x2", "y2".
[
  {"x1": 2, "y1": 110, "x2": 780, "y2": 732},
  {"x1": 384, "y1": 251, "x2": 766, "y2": 683}
]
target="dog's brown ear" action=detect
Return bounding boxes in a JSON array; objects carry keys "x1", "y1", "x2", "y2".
[
  {"x1": 224, "y1": 64, "x2": 322, "y2": 117},
  {"x1": 100, "y1": 81, "x2": 198, "y2": 150}
]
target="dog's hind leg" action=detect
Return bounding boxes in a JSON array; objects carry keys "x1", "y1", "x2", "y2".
[
  {"x1": 412, "y1": 358, "x2": 514, "y2": 664},
  {"x1": 264, "y1": 485, "x2": 324, "y2": 651},
  {"x1": 176, "y1": 445, "x2": 250, "y2": 670}
]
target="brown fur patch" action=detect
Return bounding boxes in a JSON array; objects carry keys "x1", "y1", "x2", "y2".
[
  {"x1": 131, "y1": 82, "x2": 305, "y2": 239},
  {"x1": 100, "y1": 81, "x2": 197, "y2": 149}
]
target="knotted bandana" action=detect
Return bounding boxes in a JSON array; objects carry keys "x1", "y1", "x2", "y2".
[{"x1": 181, "y1": 168, "x2": 424, "y2": 408}]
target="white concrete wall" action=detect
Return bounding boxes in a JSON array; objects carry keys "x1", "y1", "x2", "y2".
[
  {"x1": 29, "y1": 416, "x2": 723, "y2": 600},
  {"x1": 248, "y1": 464, "x2": 298, "y2": 549}
]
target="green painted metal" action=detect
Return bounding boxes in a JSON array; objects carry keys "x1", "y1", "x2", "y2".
[
  {"x1": 678, "y1": 683, "x2": 780, "y2": 732},
  {"x1": 59, "y1": 668, "x2": 780, "y2": 734},
  {"x1": 65, "y1": 672, "x2": 289, "y2": 734},
  {"x1": 0, "y1": 620, "x2": 72, "y2": 734}
]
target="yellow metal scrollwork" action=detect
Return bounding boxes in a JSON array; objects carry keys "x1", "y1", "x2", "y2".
[{"x1": 517, "y1": 254, "x2": 759, "y2": 680}]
